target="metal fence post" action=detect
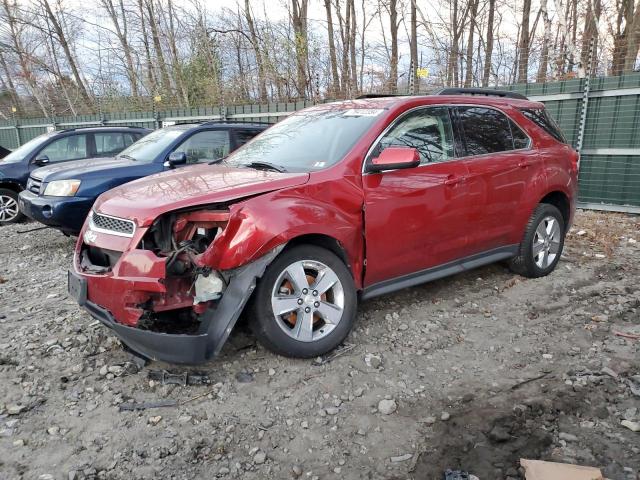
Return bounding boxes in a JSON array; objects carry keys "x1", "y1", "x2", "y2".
[{"x1": 576, "y1": 37, "x2": 595, "y2": 152}]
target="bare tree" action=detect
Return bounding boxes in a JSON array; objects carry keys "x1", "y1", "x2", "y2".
[
  {"x1": 517, "y1": 0, "x2": 532, "y2": 83},
  {"x1": 324, "y1": 0, "x2": 341, "y2": 96},
  {"x1": 291, "y1": 0, "x2": 309, "y2": 97},
  {"x1": 482, "y1": 0, "x2": 496, "y2": 86}
]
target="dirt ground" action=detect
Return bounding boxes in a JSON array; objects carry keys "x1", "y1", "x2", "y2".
[{"x1": 1, "y1": 210, "x2": 639, "y2": 480}]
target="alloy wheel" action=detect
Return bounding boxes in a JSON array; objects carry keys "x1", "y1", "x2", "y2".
[
  {"x1": 0, "y1": 194, "x2": 19, "y2": 223},
  {"x1": 532, "y1": 215, "x2": 561, "y2": 269},
  {"x1": 271, "y1": 260, "x2": 345, "y2": 343}
]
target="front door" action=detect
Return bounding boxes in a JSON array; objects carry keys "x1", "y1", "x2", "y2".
[{"x1": 362, "y1": 106, "x2": 470, "y2": 287}]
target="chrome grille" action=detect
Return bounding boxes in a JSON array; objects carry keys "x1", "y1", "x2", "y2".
[
  {"x1": 90, "y1": 212, "x2": 135, "y2": 237},
  {"x1": 27, "y1": 177, "x2": 42, "y2": 195}
]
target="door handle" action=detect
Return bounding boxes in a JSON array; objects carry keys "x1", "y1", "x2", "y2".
[
  {"x1": 518, "y1": 160, "x2": 534, "y2": 168},
  {"x1": 444, "y1": 175, "x2": 466, "y2": 186}
]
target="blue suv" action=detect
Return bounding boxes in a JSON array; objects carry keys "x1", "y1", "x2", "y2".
[
  {"x1": 0, "y1": 127, "x2": 149, "y2": 224},
  {"x1": 18, "y1": 122, "x2": 268, "y2": 235}
]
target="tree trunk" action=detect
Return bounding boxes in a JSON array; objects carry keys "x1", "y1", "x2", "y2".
[
  {"x1": 291, "y1": 0, "x2": 309, "y2": 98},
  {"x1": 389, "y1": 0, "x2": 398, "y2": 92},
  {"x1": 464, "y1": 0, "x2": 478, "y2": 87},
  {"x1": 623, "y1": 3, "x2": 640, "y2": 72},
  {"x1": 580, "y1": 0, "x2": 601, "y2": 75},
  {"x1": 410, "y1": 0, "x2": 418, "y2": 91},
  {"x1": 101, "y1": 0, "x2": 139, "y2": 98},
  {"x1": 166, "y1": 0, "x2": 189, "y2": 106},
  {"x1": 324, "y1": 0, "x2": 340, "y2": 96},
  {"x1": 349, "y1": 0, "x2": 358, "y2": 93},
  {"x1": 536, "y1": 0, "x2": 551, "y2": 82},
  {"x1": 144, "y1": 0, "x2": 172, "y2": 98},
  {"x1": 482, "y1": 0, "x2": 495, "y2": 86},
  {"x1": 517, "y1": 0, "x2": 532, "y2": 83},
  {"x1": 137, "y1": 0, "x2": 156, "y2": 92},
  {"x1": 245, "y1": 0, "x2": 268, "y2": 102},
  {"x1": 41, "y1": 0, "x2": 93, "y2": 107}
]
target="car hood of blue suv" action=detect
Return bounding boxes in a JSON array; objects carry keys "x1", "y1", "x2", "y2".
[{"x1": 31, "y1": 156, "x2": 150, "y2": 182}]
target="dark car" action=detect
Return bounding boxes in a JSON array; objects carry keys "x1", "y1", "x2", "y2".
[
  {"x1": 68, "y1": 90, "x2": 578, "y2": 364},
  {"x1": 19, "y1": 122, "x2": 268, "y2": 235},
  {"x1": 0, "y1": 145, "x2": 10, "y2": 159},
  {"x1": 0, "y1": 127, "x2": 149, "y2": 224}
]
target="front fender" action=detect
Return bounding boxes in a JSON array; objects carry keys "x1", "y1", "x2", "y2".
[{"x1": 197, "y1": 181, "x2": 365, "y2": 287}]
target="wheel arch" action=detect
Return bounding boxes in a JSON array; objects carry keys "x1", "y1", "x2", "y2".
[
  {"x1": 285, "y1": 233, "x2": 352, "y2": 272},
  {"x1": 538, "y1": 190, "x2": 570, "y2": 226},
  {"x1": 0, "y1": 180, "x2": 24, "y2": 193}
]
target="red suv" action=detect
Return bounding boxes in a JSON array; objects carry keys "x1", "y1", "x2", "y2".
[{"x1": 68, "y1": 89, "x2": 578, "y2": 364}]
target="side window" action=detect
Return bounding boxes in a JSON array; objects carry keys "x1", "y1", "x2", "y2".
[
  {"x1": 372, "y1": 107, "x2": 455, "y2": 164},
  {"x1": 173, "y1": 130, "x2": 230, "y2": 164},
  {"x1": 124, "y1": 133, "x2": 139, "y2": 147},
  {"x1": 234, "y1": 129, "x2": 260, "y2": 147},
  {"x1": 510, "y1": 121, "x2": 530, "y2": 149},
  {"x1": 38, "y1": 134, "x2": 88, "y2": 162},
  {"x1": 94, "y1": 132, "x2": 125, "y2": 156},
  {"x1": 521, "y1": 108, "x2": 567, "y2": 143},
  {"x1": 456, "y1": 107, "x2": 514, "y2": 155}
]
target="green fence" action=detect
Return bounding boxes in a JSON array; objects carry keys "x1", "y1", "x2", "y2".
[{"x1": 1, "y1": 75, "x2": 639, "y2": 212}]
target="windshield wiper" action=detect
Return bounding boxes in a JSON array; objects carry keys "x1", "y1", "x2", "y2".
[
  {"x1": 118, "y1": 154, "x2": 137, "y2": 161},
  {"x1": 240, "y1": 161, "x2": 287, "y2": 173}
]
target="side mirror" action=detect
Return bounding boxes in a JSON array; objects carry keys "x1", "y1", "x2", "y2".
[
  {"x1": 33, "y1": 155, "x2": 50, "y2": 167},
  {"x1": 367, "y1": 147, "x2": 420, "y2": 173},
  {"x1": 165, "y1": 151, "x2": 187, "y2": 168}
]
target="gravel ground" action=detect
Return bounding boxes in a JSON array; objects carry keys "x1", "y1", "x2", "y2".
[{"x1": 0, "y1": 210, "x2": 639, "y2": 480}]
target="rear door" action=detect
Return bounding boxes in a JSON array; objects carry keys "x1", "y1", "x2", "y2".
[
  {"x1": 92, "y1": 131, "x2": 128, "y2": 158},
  {"x1": 362, "y1": 106, "x2": 470, "y2": 286},
  {"x1": 231, "y1": 128, "x2": 263, "y2": 149},
  {"x1": 454, "y1": 106, "x2": 542, "y2": 253}
]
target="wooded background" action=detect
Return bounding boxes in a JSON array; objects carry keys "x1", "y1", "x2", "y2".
[{"x1": 0, "y1": 0, "x2": 639, "y2": 118}]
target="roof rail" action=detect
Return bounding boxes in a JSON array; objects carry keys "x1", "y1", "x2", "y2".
[
  {"x1": 355, "y1": 93, "x2": 409, "y2": 99},
  {"x1": 198, "y1": 120, "x2": 273, "y2": 126},
  {"x1": 434, "y1": 87, "x2": 528, "y2": 100}
]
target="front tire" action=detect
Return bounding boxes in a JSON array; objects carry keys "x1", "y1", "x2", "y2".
[
  {"x1": 0, "y1": 188, "x2": 24, "y2": 225},
  {"x1": 509, "y1": 203, "x2": 565, "y2": 278},
  {"x1": 248, "y1": 245, "x2": 357, "y2": 358}
]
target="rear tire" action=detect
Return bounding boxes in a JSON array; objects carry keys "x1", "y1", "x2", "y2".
[
  {"x1": 509, "y1": 203, "x2": 565, "y2": 278},
  {"x1": 248, "y1": 245, "x2": 357, "y2": 358},
  {"x1": 0, "y1": 188, "x2": 24, "y2": 225}
]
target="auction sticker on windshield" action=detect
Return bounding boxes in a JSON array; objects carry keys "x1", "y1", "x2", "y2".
[{"x1": 342, "y1": 109, "x2": 385, "y2": 117}]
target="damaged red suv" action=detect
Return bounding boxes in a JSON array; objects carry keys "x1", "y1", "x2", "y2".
[{"x1": 69, "y1": 89, "x2": 578, "y2": 364}]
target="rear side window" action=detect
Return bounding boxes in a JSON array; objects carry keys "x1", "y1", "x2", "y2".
[
  {"x1": 521, "y1": 108, "x2": 567, "y2": 143},
  {"x1": 94, "y1": 132, "x2": 126, "y2": 156},
  {"x1": 234, "y1": 129, "x2": 261, "y2": 147},
  {"x1": 174, "y1": 130, "x2": 230, "y2": 164},
  {"x1": 455, "y1": 107, "x2": 514, "y2": 155},
  {"x1": 510, "y1": 121, "x2": 530, "y2": 149}
]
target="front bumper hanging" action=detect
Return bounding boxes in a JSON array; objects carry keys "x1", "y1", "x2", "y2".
[{"x1": 68, "y1": 246, "x2": 283, "y2": 364}]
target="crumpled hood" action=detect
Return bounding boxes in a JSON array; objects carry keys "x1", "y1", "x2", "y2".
[
  {"x1": 94, "y1": 164, "x2": 310, "y2": 225},
  {"x1": 31, "y1": 156, "x2": 126, "y2": 181}
]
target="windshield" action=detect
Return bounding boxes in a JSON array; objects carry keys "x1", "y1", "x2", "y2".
[
  {"x1": 1, "y1": 133, "x2": 55, "y2": 164},
  {"x1": 226, "y1": 107, "x2": 384, "y2": 172},
  {"x1": 117, "y1": 126, "x2": 187, "y2": 163}
]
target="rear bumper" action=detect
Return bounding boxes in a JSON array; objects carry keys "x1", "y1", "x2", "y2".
[
  {"x1": 19, "y1": 190, "x2": 93, "y2": 234},
  {"x1": 68, "y1": 246, "x2": 283, "y2": 364}
]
